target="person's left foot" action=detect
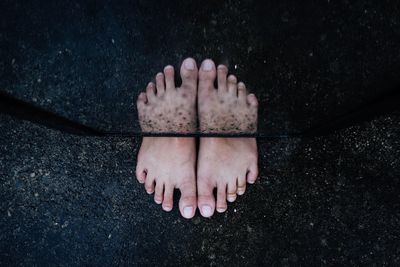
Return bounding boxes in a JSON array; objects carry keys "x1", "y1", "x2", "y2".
[{"x1": 136, "y1": 58, "x2": 198, "y2": 219}]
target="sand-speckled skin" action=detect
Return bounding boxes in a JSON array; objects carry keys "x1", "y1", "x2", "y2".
[
  {"x1": 198, "y1": 93, "x2": 258, "y2": 134},
  {"x1": 138, "y1": 89, "x2": 197, "y2": 133}
]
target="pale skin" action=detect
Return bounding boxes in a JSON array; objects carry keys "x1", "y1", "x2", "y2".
[{"x1": 136, "y1": 58, "x2": 258, "y2": 218}]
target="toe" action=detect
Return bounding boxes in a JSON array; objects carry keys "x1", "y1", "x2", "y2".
[
  {"x1": 135, "y1": 166, "x2": 146, "y2": 184},
  {"x1": 217, "y1": 65, "x2": 228, "y2": 94},
  {"x1": 198, "y1": 59, "x2": 216, "y2": 97},
  {"x1": 237, "y1": 82, "x2": 247, "y2": 103},
  {"x1": 227, "y1": 180, "x2": 237, "y2": 202},
  {"x1": 247, "y1": 163, "x2": 259, "y2": 184},
  {"x1": 146, "y1": 82, "x2": 156, "y2": 102},
  {"x1": 162, "y1": 184, "x2": 174, "y2": 212},
  {"x1": 247, "y1": 93, "x2": 258, "y2": 107},
  {"x1": 154, "y1": 181, "x2": 164, "y2": 204},
  {"x1": 136, "y1": 92, "x2": 148, "y2": 110},
  {"x1": 144, "y1": 175, "x2": 155, "y2": 194},
  {"x1": 164, "y1": 65, "x2": 175, "y2": 92},
  {"x1": 237, "y1": 176, "x2": 247, "y2": 196},
  {"x1": 156, "y1": 72, "x2": 165, "y2": 96},
  {"x1": 180, "y1": 58, "x2": 198, "y2": 91},
  {"x1": 227, "y1": 75, "x2": 238, "y2": 95},
  {"x1": 197, "y1": 178, "x2": 216, "y2": 217},
  {"x1": 216, "y1": 183, "x2": 227, "y2": 213},
  {"x1": 178, "y1": 180, "x2": 196, "y2": 219}
]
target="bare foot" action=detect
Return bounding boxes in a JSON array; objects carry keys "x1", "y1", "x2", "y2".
[
  {"x1": 196, "y1": 59, "x2": 259, "y2": 217},
  {"x1": 136, "y1": 58, "x2": 198, "y2": 219}
]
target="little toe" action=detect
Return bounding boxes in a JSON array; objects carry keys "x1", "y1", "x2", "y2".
[
  {"x1": 217, "y1": 65, "x2": 228, "y2": 94},
  {"x1": 247, "y1": 163, "x2": 259, "y2": 184},
  {"x1": 135, "y1": 166, "x2": 146, "y2": 184},
  {"x1": 164, "y1": 65, "x2": 175, "y2": 93},
  {"x1": 216, "y1": 183, "x2": 227, "y2": 213},
  {"x1": 146, "y1": 82, "x2": 156, "y2": 102},
  {"x1": 156, "y1": 72, "x2": 165, "y2": 96},
  {"x1": 178, "y1": 180, "x2": 197, "y2": 219},
  {"x1": 247, "y1": 93, "x2": 259, "y2": 107},
  {"x1": 154, "y1": 181, "x2": 164, "y2": 204},
  {"x1": 237, "y1": 82, "x2": 247, "y2": 103},
  {"x1": 198, "y1": 59, "x2": 216, "y2": 97},
  {"x1": 227, "y1": 181, "x2": 237, "y2": 202},
  {"x1": 180, "y1": 57, "x2": 198, "y2": 91},
  {"x1": 237, "y1": 176, "x2": 247, "y2": 196},
  {"x1": 162, "y1": 184, "x2": 174, "y2": 212},
  {"x1": 136, "y1": 92, "x2": 148, "y2": 113},
  {"x1": 227, "y1": 75, "x2": 238, "y2": 96},
  {"x1": 197, "y1": 179, "x2": 216, "y2": 217}
]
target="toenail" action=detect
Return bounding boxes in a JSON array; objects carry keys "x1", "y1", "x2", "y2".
[
  {"x1": 216, "y1": 207, "x2": 226, "y2": 213},
  {"x1": 184, "y1": 59, "x2": 195, "y2": 70},
  {"x1": 202, "y1": 205, "x2": 212, "y2": 217},
  {"x1": 248, "y1": 179, "x2": 255, "y2": 184},
  {"x1": 164, "y1": 65, "x2": 173, "y2": 72},
  {"x1": 183, "y1": 206, "x2": 193, "y2": 218},
  {"x1": 202, "y1": 60, "x2": 213, "y2": 71},
  {"x1": 227, "y1": 195, "x2": 236, "y2": 202},
  {"x1": 228, "y1": 75, "x2": 237, "y2": 82},
  {"x1": 163, "y1": 206, "x2": 172, "y2": 212}
]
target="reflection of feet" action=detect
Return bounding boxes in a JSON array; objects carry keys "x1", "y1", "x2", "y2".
[
  {"x1": 198, "y1": 62, "x2": 258, "y2": 133},
  {"x1": 136, "y1": 58, "x2": 198, "y2": 219},
  {"x1": 137, "y1": 61, "x2": 197, "y2": 133},
  {"x1": 197, "y1": 59, "x2": 259, "y2": 217}
]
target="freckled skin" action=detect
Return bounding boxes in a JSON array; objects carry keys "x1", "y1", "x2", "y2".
[
  {"x1": 198, "y1": 96, "x2": 257, "y2": 134},
  {"x1": 138, "y1": 90, "x2": 196, "y2": 133}
]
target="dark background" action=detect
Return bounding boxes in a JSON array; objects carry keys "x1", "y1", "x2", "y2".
[
  {"x1": 1, "y1": 0, "x2": 399, "y2": 134},
  {"x1": 1, "y1": 0, "x2": 400, "y2": 265}
]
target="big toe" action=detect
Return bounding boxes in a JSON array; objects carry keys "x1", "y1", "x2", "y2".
[
  {"x1": 180, "y1": 58, "x2": 198, "y2": 91},
  {"x1": 198, "y1": 59, "x2": 216, "y2": 96},
  {"x1": 178, "y1": 180, "x2": 197, "y2": 219},
  {"x1": 197, "y1": 179, "x2": 216, "y2": 218}
]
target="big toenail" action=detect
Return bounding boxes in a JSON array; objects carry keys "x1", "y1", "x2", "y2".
[
  {"x1": 184, "y1": 59, "x2": 195, "y2": 70},
  {"x1": 202, "y1": 205, "x2": 212, "y2": 216},
  {"x1": 183, "y1": 206, "x2": 193, "y2": 218},
  {"x1": 202, "y1": 60, "x2": 213, "y2": 71}
]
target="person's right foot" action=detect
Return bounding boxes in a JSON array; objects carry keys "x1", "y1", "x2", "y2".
[{"x1": 197, "y1": 59, "x2": 259, "y2": 217}]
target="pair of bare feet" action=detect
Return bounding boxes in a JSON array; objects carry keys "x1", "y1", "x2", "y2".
[{"x1": 136, "y1": 58, "x2": 258, "y2": 219}]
